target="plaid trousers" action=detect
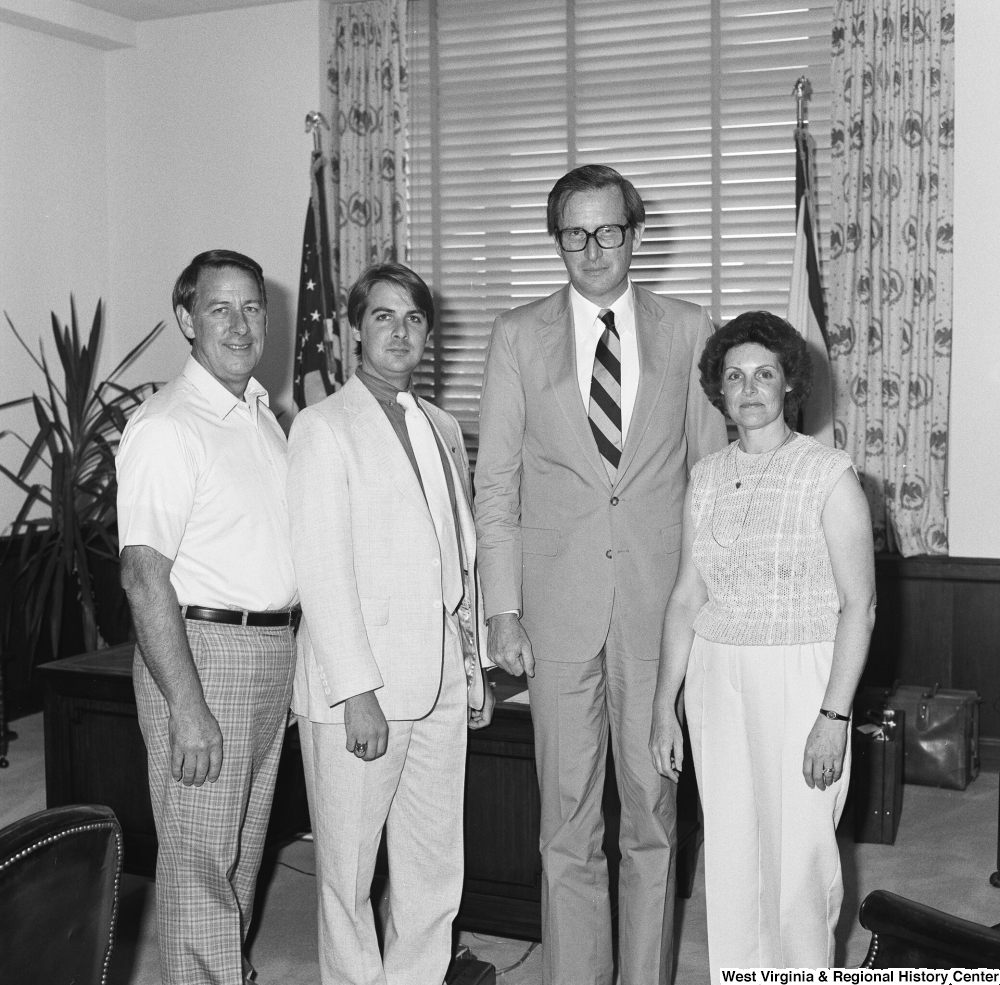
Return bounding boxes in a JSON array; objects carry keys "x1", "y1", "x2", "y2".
[{"x1": 134, "y1": 621, "x2": 296, "y2": 985}]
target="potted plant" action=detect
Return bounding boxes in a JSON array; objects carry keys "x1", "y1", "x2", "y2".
[{"x1": 0, "y1": 298, "x2": 164, "y2": 676}]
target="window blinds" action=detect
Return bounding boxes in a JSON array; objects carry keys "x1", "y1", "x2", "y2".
[{"x1": 408, "y1": 0, "x2": 833, "y2": 454}]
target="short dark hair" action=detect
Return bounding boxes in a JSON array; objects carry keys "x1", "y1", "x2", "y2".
[
  {"x1": 172, "y1": 250, "x2": 267, "y2": 317},
  {"x1": 347, "y1": 262, "x2": 435, "y2": 335},
  {"x1": 546, "y1": 164, "x2": 646, "y2": 238},
  {"x1": 698, "y1": 310, "x2": 813, "y2": 419}
]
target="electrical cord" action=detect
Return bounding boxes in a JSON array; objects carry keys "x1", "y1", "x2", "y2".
[
  {"x1": 274, "y1": 860, "x2": 317, "y2": 878},
  {"x1": 496, "y1": 941, "x2": 538, "y2": 976},
  {"x1": 468, "y1": 935, "x2": 539, "y2": 976}
]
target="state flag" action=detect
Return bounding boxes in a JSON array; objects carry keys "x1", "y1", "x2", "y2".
[{"x1": 787, "y1": 127, "x2": 835, "y2": 446}]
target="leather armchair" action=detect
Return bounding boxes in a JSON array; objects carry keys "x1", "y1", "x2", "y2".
[
  {"x1": 860, "y1": 889, "x2": 1000, "y2": 968},
  {"x1": 0, "y1": 804, "x2": 122, "y2": 985}
]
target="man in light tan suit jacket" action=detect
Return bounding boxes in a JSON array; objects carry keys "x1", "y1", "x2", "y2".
[
  {"x1": 475, "y1": 165, "x2": 727, "y2": 985},
  {"x1": 287, "y1": 264, "x2": 493, "y2": 985}
]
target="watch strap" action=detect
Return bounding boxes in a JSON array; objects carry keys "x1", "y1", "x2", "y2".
[{"x1": 820, "y1": 708, "x2": 850, "y2": 722}]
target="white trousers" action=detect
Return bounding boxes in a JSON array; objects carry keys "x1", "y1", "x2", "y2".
[
  {"x1": 298, "y1": 614, "x2": 468, "y2": 985},
  {"x1": 685, "y1": 636, "x2": 850, "y2": 983}
]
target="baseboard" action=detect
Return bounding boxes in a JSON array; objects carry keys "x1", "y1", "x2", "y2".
[{"x1": 980, "y1": 738, "x2": 1000, "y2": 774}]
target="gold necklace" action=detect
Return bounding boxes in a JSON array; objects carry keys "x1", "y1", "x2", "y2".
[{"x1": 710, "y1": 430, "x2": 794, "y2": 549}]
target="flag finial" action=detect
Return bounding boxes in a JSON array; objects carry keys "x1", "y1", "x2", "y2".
[
  {"x1": 305, "y1": 111, "x2": 330, "y2": 154},
  {"x1": 792, "y1": 76, "x2": 812, "y2": 129}
]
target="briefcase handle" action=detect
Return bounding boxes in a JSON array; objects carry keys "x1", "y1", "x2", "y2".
[
  {"x1": 889, "y1": 680, "x2": 983, "y2": 704},
  {"x1": 890, "y1": 679, "x2": 940, "y2": 700}
]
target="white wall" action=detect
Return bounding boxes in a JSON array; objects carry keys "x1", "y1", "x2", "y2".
[
  {"x1": 0, "y1": 0, "x2": 322, "y2": 534},
  {"x1": 0, "y1": 19, "x2": 109, "y2": 530},
  {"x1": 949, "y1": 0, "x2": 1000, "y2": 558},
  {"x1": 105, "y1": 0, "x2": 322, "y2": 417}
]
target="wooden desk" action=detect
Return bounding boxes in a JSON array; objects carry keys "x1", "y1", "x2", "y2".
[
  {"x1": 460, "y1": 671, "x2": 702, "y2": 940},
  {"x1": 40, "y1": 650, "x2": 701, "y2": 941},
  {"x1": 38, "y1": 644, "x2": 308, "y2": 878}
]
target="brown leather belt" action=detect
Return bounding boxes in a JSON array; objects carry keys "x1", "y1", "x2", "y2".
[{"x1": 181, "y1": 605, "x2": 300, "y2": 628}]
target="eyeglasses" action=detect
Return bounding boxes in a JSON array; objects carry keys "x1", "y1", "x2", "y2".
[{"x1": 556, "y1": 224, "x2": 629, "y2": 252}]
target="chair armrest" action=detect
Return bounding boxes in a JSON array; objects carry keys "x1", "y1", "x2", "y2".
[{"x1": 860, "y1": 889, "x2": 1000, "y2": 969}]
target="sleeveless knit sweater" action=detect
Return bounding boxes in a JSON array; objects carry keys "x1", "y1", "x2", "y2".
[{"x1": 690, "y1": 432, "x2": 854, "y2": 646}]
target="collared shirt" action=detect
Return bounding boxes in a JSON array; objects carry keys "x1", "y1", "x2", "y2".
[
  {"x1": 116, "y1": 355, "x2": 297, "y2": 611},
  {"x1": 570, "y1": 280, "x2": 640, "y2": 442},
  {"x1": 355, "y1": 367, "x2": 466, "y2": 570},
  {"x1": 355, "y1": 367, "x2": 460, "y2": 511},
  {"x1": 355, "y1": 367, "x2": 425, "y2": 486}
]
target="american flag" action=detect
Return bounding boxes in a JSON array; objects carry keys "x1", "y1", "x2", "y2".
[{"x1": 293, "y1": 152, "x2": 341, "y2": 411}]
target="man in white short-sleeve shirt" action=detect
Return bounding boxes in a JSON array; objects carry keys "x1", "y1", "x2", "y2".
[{"x1": 117, "y1": 250, "x2": 298, "y2": 985}]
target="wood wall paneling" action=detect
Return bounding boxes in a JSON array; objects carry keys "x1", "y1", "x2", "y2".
[
  {"x1": 952, "y1": 580, "x2": 1000, "y2": 741},
  {"x1": 869, "y1": 555, "x2": 1000, "y2": 766}
]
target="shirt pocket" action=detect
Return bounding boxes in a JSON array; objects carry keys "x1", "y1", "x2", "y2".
[
  {"x1": 661, "y1": 522, "x2": 682, "y2": 555},
  {"x1": 522, "y1": 526, "x2": 561, "y2": 556}
]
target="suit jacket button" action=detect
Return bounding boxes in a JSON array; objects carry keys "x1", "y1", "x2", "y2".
[
  {"x1": 605, "y1": 549, "x2": 613, "y2": 559},
  {"x1": 610, "y1": 496, "x2": 619, "y2": 506}
]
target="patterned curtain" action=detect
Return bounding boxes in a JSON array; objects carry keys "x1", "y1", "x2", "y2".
[
  {"x1": 323, "y1": 0, "x2": 409, "y2": 380},
  {"x1": 828, "y1": 1, "x2": 954, "y2": 556}
]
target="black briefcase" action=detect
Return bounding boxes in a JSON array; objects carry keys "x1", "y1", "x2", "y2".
[
  {"x1": 446, "y1": 957, "x2": 496, "y2": 985},
  {"x1": 856, "y1": 683, "x2": 980, "y2": 790},
  {"x1": 852, "y1": 709, "x2": 904, "y2": 845}
]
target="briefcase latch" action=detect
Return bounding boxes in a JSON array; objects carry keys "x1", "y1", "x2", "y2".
[
  {"x1": 917, "y1": 700, "x2": 930, "y2": 730},
  {"x1": 916, "y1": 684, "x2": 939, "y2": 731}
]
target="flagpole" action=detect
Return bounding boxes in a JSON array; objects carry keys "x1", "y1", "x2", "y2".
[{"x1": 787, "y1": 75, "x2": 835, "y2": 447}]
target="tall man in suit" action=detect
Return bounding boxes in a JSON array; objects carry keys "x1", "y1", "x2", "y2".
[
  {"x1": 287, "y1": 263, "x2": 493, "y2": 985},
  {"x1": 475, "y1": 165, "x2": 728, "y2": 985}
]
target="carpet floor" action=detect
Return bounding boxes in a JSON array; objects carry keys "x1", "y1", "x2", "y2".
[{"x1": 2, "y1": 712, "x2": 999, "y2": 983}]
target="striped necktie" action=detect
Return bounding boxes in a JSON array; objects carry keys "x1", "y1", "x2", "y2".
[{"x1": 588, "y1": 309, "x2": 622, "y2": 480}]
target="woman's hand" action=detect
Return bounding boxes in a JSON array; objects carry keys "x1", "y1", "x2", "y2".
[
  {"x1": 802, "y1": 715, "x2": 849, "y2": 790},
  {"x1": 649, "y1": 704, "x2": 685, "y2": 783},
  {"x1": 811, "y1": 466, "x2": 874, "y2": 792}
]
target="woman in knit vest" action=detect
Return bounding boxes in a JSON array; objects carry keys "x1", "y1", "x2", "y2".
[{"x1": 649, "y1": 310, "x2": 876, "y2": 979}]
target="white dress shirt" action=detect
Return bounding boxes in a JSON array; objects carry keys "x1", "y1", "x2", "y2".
[
  {"x1": 116, "y1": 356, "x2": 297, "y2": 611},
  {"x1": 570, "y1": 281, "x2": 640, "y2": 442}
]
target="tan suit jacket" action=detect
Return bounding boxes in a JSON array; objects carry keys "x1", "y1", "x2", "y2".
[
  {"x1": 288, "y1": 374, "x2": 485, "y2": 724},
  {"x1": 475, "y1": 284, "x2": 727, "y2": 662}
]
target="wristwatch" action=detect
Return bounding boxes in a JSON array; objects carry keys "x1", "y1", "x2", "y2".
[{"x1": 820, "y1": 708, "x2": 850, "y2": 722}]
